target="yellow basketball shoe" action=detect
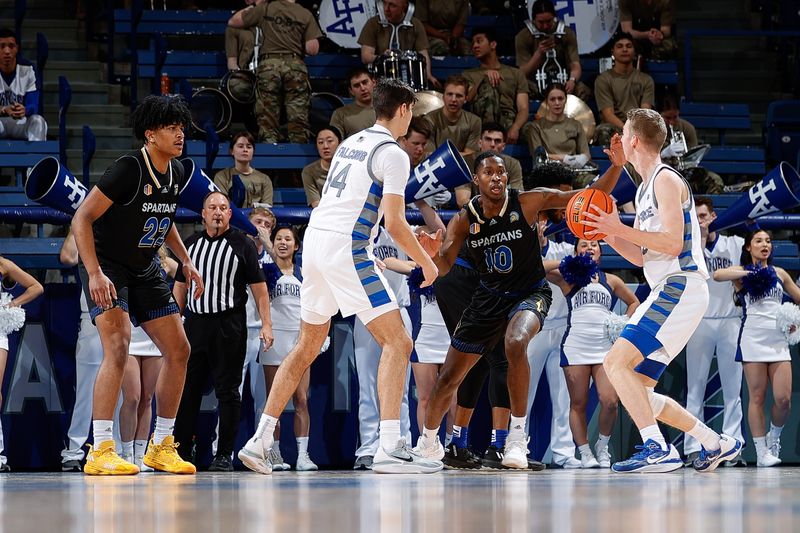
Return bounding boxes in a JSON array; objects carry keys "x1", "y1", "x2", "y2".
[
  {"x1": 84, "y1": 440, "x2": 140, "y2": 475},
  {"x1": 143, "y1": 436, "x2": 196, "y2": 474}
]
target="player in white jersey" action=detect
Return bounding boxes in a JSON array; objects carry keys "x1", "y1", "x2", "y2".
[
  {"x1": 683, "y1": 197, "x2": 745, "y2": 465},
  {"x1": 238, "y1": 79, "x2": 443, "y2": 475},
  {"x1": 543, "y1": 239, "x2": 639, "y2": 468},
  {"x1": 713, "y1": 229, "x2": 800, "y2": 467},
  {"x1": 584, "y1": 109, "x2": 741, "y2": 473},
  {"x1": 0, "y1": 29, "x2": 47, "y2": 141}
]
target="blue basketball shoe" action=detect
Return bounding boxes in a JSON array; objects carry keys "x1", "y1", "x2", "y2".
[
  {"x1": 693, "y1": 434, "x2": 742, "y2": 473},
  {"x1": 611, "y1": 439, "x2": 683, "y2": 473}
]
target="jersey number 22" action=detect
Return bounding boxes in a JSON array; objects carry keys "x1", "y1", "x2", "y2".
[{"x1": 139, "y1": 217, "x2": 171, "y2": 248}]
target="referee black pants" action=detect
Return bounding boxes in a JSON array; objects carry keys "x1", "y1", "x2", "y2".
[{"x1": 174, "y1": 309, "x2": 247, "y2": 460}]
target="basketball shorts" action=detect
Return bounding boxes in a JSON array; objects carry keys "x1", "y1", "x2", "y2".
[
  {"x1": 451, "y1": 279, "x2": 552, "y2": 356},
  {"x1": 300, "y1": 228, "x2": 397, "y2": 325},
  {"x1": 619, "y1": 273, "x2": 708, "y2": 380},
  {"x1": 79, "y1": 256, "x2": 179, "y2": 327}
]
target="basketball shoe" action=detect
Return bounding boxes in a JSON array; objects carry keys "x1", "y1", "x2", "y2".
[
  {"x1": 501, "y1": 435, "x2": 529, "y2": 469},
  {"x1": 142, "y1": 436, "x2": 196, "y2": 474},
  {"x1": 238, "y1": 435, "x2": 273, "y2": 474},
  {"x1": 693, "y1": 434, "x2": 742, "y2": 473},
  {"x1": 270, "y1": 448, "x2": 291, "y2": 471},
  {"x1": 611, "y1": 440, "x2": 683, "y2": 473},
  {"x1": 595, "y1": 444, "x2": 611, "y2": 468},
  {"x1": 84, "y1": 440, "x2": 140, "y2": 475},
  {"x1": 442, "y1": 443, "x2": 481, "y2": 470},
  {"x1": 373, "y1": 439, "x2": 443, "y2": 474},
  {"x1": 413, "y1": 435, "x2": 445, "y2": 461}
]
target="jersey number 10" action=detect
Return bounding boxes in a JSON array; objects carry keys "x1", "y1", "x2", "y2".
[{"x1": 484, "y1": 245, "x2": 513, "y2": 273}]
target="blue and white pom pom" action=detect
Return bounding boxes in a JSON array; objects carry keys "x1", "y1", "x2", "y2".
[
  {"x1": 407, "y1": 266, "x2": 435, "y2": 298},
  {"x1": 0, "y1": 292, "x2": 25, "y2": 336},
  {"x1": 604, "y1": 314, "x2": 628, "y2": 344},
  {"x1": 558, "y1": 253, "x2": 599, "y2": 288},
  {"x1": 742, "y1": 264, "x2": 778, "y2": 299},
  {"x1": 776, "y1": 302, "x2": 800, "y2": 345}
]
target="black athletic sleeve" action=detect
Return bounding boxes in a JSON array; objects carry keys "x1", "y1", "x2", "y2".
[
  {"x1": 242, "y1": 235, "x2": 266, "y2": 284},
  {"x1": 95, "y1": 155, "x2": 141, "y2": 205}
]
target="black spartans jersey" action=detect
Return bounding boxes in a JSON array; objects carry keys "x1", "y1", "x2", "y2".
[
  {"x1": 464, "y1": 188, "x2": 544, "y2": 294},
  {"x1": 93, "y1": 148, "x2": 186, "y2": 270}
]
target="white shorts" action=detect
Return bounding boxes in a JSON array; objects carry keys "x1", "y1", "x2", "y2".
[
  {"x1": 413, "y1": 323, "x2": 449, "y2": 364},
  {"x1": 300, "y1": 228, "x2": 397, "y2": 325},
  {"x1": 737, "y1": 326, "x2": 791, "y2": 363},
  {"x1": 0, "y1": 334, "x2": 7, "y2": 352},
  {"x1": 259, "y1": 329, "x2": 300, "y2": 366},
  {"x1": 620, "y1": 273, "x2": 708, "y2": 380},
  {"x1": 128, "y1": 325, "x2": 161, "y2": 357},
  {"x1": 561, "y1": 328, "x2": 612, "y2": 366}
]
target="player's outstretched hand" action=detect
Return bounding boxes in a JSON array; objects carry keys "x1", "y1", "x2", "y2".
[
  {"x1": 374, "y1": 257, "x2": 386, "y2": 272},
  {"x1": 183, "y1": 262, "x2": 205, "y2": 299},
  {"x1": 583, "y1": 202, "x2": 623, "y2": 239},
  {"x1": 89, "y1": 270, "x2": 117, "y2": 310},
  {"x1": 420, "y1": 260, "x2": 439, "y2": 287},
  {"x1": 418, "y1": 229, "x2": 443, "y2": 257},
  {"x1": 260, "y1": 324, "x2": 274, "y2": 351},
  {"x1": 604, "y1": 133, "x2": 626, "y2": 168}
]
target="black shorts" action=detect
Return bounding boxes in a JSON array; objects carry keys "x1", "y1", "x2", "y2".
[
  {"x1": 451, "y1": 280, "x2": 552, "y2": 356},
  {"x1": 79, "y1": 256, "x2": 179, "y2": 327},
  {"x1": 434, "y1": 262, "x2": 479, "y2": 335}
]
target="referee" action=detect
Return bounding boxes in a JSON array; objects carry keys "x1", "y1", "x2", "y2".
[{"x1": 173, "y1": 191, "x2": 273, "y2": 471}]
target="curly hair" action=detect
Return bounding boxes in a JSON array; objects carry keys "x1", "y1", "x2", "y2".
[
  {"x1": 131, "y1": 94, "x2": 192, "y2": 140},
  {"x1": 524, "y1": 161, "x2": 576, "y2": 191}
]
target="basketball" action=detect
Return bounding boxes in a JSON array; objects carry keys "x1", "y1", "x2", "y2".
[{"x1": 565, "y1": 188, "x2": 614, "y2": 240}]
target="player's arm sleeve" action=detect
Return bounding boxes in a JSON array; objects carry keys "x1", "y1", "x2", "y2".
[
  {"x1": 373, "y1": 144, "x2": 411, "y2": 197},
  {"x1": 95, "y1": 156, "x2": 141, "y2": 205}
]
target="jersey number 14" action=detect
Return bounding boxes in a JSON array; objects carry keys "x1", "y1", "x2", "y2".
[{"x1": 323, "y1": 161, "x2": 351, "y2": 198}]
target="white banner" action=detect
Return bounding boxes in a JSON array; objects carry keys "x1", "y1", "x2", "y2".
[{"x1": 319, "y1": 0, "x2": 380, "y2": 49}]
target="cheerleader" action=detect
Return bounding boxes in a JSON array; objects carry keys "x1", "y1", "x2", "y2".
[
  {"x1": 119, "y1": 247, "x2": 178, "y2": 471},
  {"x1": 258, "y1": 226, "x2": 317, "y2": 471},
  {"x1": 0, "y1": 256, "x2": 44, "y2": 471},
  {"x1": 544, "y1": 239, "x2": 639, "y2": 468},
  {"x1": 713, "y1": 230, "x2": 800, "y2": 467}
]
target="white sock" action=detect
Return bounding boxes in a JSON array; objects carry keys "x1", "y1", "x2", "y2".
[
  {"x1": 509, "y1": 415, "x2": 527, "y2": 436},
  {"x1": 272, "y1": 440, "x2": 281, "y2": 453},
  {"x1": 153, "y1": 417, "x2": 175, "y2": 445},
  {"x1": 596, "y1": 433, "x2": 611, "y2": 451},
  {"x1": 92, "y1": 420, "x2": 114, "y2": 446},
  {"x1": 134, "y1": 439, "x2": 148, "y2": 460},
  {"x1": 255, "y1": 413, "x2": 279, "y2": 439},
  {"x1": 753, "y1": 436, "x2": 768, "y2": 456},
  {"x1": 296, "y1": 437, "x2": 309, "y2": 455},
  {"x1": 639, "y1": 424, "x2": 667, "y2": 449},
  {"x1": 121, "y1": 440, "x2": 134, "y2": 457},
  {"x1": 687, "y1": 420, "x2": 720, "y2": 451},
  {"x1": 422, "y1": 425, "x2": 440, "y2": 441},
  {"x1": 379, "y1": 419, "x2": 401, "y2": 451},
  {"x1": 578, "y1": 443, "x2": 593, "y2": 459},
  {"x1": 769, "y1": 423, "x2": 783, "y2": 441}
]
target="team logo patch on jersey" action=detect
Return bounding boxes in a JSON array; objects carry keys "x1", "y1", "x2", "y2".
[
  {"x1": 143, "y1": 184, "x2": 152, "y2": 196},
  {"x1": 469, "y1": 223, "x2": 481, "y2": 235},
  {"x1": 509, "y1": 211, "x2": 519, "y2": 223}
]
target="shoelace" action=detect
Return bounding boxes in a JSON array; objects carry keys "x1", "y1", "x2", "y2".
[
  {"x1": 155, "y1": 441, "x2": 182, "y2": 462},
  {"x1": 697, "y1": 447, "x2": 714, "y2": 462},
  {"x1": 630, "y1": 444, "x2": 660, "y2": 461}
]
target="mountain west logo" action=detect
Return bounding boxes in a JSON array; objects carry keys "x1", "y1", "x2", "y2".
[
  {"x1": 143, "y1": 184, "x2": 153, "y2": 196},
  {"x1": 469, "y1": 223, "x2": 480, "y2": 235}
]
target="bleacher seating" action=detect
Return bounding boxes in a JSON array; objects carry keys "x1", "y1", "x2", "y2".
[
  {"x1": 765, "y1": 100, "x2": 800, "y2": 166},
  {"x1": 0, "y1": 140, "x2": 60, "y2": 190},
  {"x1": 183, "y1": 141, "x2": 318, "y2": 172},
  {"x1": 680, "y1": 102, "x2": 751, "y2": 145}
]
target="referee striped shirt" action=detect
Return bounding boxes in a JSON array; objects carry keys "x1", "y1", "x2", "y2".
[{"x1": 176, "y1": 228, "x2": 265, "y2": 314}]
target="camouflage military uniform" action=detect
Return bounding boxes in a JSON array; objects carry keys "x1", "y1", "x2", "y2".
[{"x1": 463, "y1": 64, "x2": 528, "y2": 132}]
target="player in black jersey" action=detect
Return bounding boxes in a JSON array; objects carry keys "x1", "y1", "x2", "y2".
[
  {"x1": 416, "y1": 140, "x2": 626, "y2": 468},
  {"x1": 72, "y1": 95, "x2": 204, "y2": 476}
]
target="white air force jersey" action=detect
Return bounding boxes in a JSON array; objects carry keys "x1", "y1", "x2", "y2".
[
  {"x1": 541, "y1": 240, "x2": 572, "y2": 330},
  {"x1": 308, "y1": 125, "x2": 410, "y2": 253},
  {"x1": 372, "y1": 226, "x2": 410, "y2": 307},
  {"x1": 563, "y1": 273, "x2": 616, "y2": 348},
  {"x1": 268, "y1": 268, "x2": 302, "y2": 331},
  {"x1": 704, "y1": 234, "x2": 744, "y2": 318},
  {"x1": 635, "y1": 164, "x2": 709, "y2": 287},
  {"x1": 742, "y1": 279, "x2": 784, "y2": 330},
  {"x1": 246, "y1": 250, "x2": 272, "y2": 328},
  {"x1": 0, "y1": 64, "x2": 36, "y2": 107}
]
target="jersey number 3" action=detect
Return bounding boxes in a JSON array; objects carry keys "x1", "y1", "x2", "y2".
[
  {"x1": 484, "y1": 245, "x2": 513, "y2": 273},
  {"x1": 139, "y1": 217, "x2": 171, "y2": 248},
  {"x1": 323, "y1": 161, "x2": 351, "y2": 198}
]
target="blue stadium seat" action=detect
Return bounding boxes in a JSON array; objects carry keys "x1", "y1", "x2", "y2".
[
  {"x1": 680, "y1": 102, "x2": 751, "y2": 145},
  {"x1": 765, "y1": 100, "x2": 800, "y2": 166}
]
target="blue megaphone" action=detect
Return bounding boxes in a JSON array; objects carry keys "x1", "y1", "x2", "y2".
[
  {"x1": 25, "y1": 156, "x2": 88, "y2": 214},
  {"x1": 709, "y1": 162, "x2": 800, "y2": 232},
  {"x1": 179, "y1": 158, "x2": 258, "y2": 235},
  {"x1": 591, "y1": 166, "x2": 637, "y2": 205},
  {"x1": 405, "y1": 140, "x2": 472, "y2": 203}
]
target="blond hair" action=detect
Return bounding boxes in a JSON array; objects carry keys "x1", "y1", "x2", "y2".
[
  {"x1": 626, "y1": 108, "x2": 667, "y2": 152},
  {"x1": 250, "y1": 206, "x2": 276, "y2": 228}
]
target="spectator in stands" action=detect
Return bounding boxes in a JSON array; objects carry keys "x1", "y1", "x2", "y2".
[
  {"x1": 514, "y1": 1, "x2": 590, "y2": 101},
  {"x1": 400, "y1": 117, "x2": 452, "y2": 209},
  {"x1": 424, "y1": 75, "x2": 481, "y2": 165},
  {"x1": 330, "y1": 68, "x2": 376, "y2": 139},
  {"x1": 229, "y1": 0, "x2": 322, "y2": 143},
  {"x1": 415, "y1": 0, "x2": 471, "y2": 56},
  {"x1": 525, "y1": 83, "x2": 593, "y2": 187},
  {"x1": 358, "y1": 0, "x2": 439, "y2": 89},
  {"x1": 454, "y1": 122, "x2": 524, "y2": 207},
  {"x1": 593, "y1": 33, "x2": 654, "y2": 146},
  {"x1": 619, "y1": 0, "x2": 677, "y2": 60},
  {"x1": 213, "y1": 131, "x2": 273, "y2": 208},
  {"x1": 463, "y1": 28, "x2": 529, "y2": 145},
  {"x1": 302, "y1": 126, "x2": 341, "y2": 208},
  {"x1": 0, "y1": 28, "x2": 47, "y2": 141},
  {"x1": 225, "y1": 0, "x2": 264, "y2": 71}
]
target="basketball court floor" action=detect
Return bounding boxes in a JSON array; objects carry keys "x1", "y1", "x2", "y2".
[{"x1": 2, "y1": 468, "x2": 798, "y2": 532}]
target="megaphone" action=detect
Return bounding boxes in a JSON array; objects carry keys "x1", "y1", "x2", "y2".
[
  {"x1": 179, "y1": 158, "x2": 258, "y2": 236},
  {"x1": 405, "y1": 140, "x2": 471, "y2": 204},
  {"x1": 709, "y1": 162, "x2": 800, "y2": 232},
  {"x1": 25, "y1": 156, "x2": 87, "y2": 214},
  {"x1": 591, "y1": 166, "x2": 637, "y2": 205}
]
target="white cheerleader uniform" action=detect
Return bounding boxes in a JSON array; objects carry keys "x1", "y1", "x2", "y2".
[
  {"x1": 561, "y1": 272, "x2": 617, "y2": 366},
  {"x1": 413, "y1": 291, "x2": 449, "y2": 364},
  {"x1": 737, "y1": 277, "x2": 790, "y2": 363},
  {"x1": 127, "y1": 264, "x2": 167, "y2": 357},
  {"x1": 259, "y1": 263, "x2": 302, "y2": 366}
]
